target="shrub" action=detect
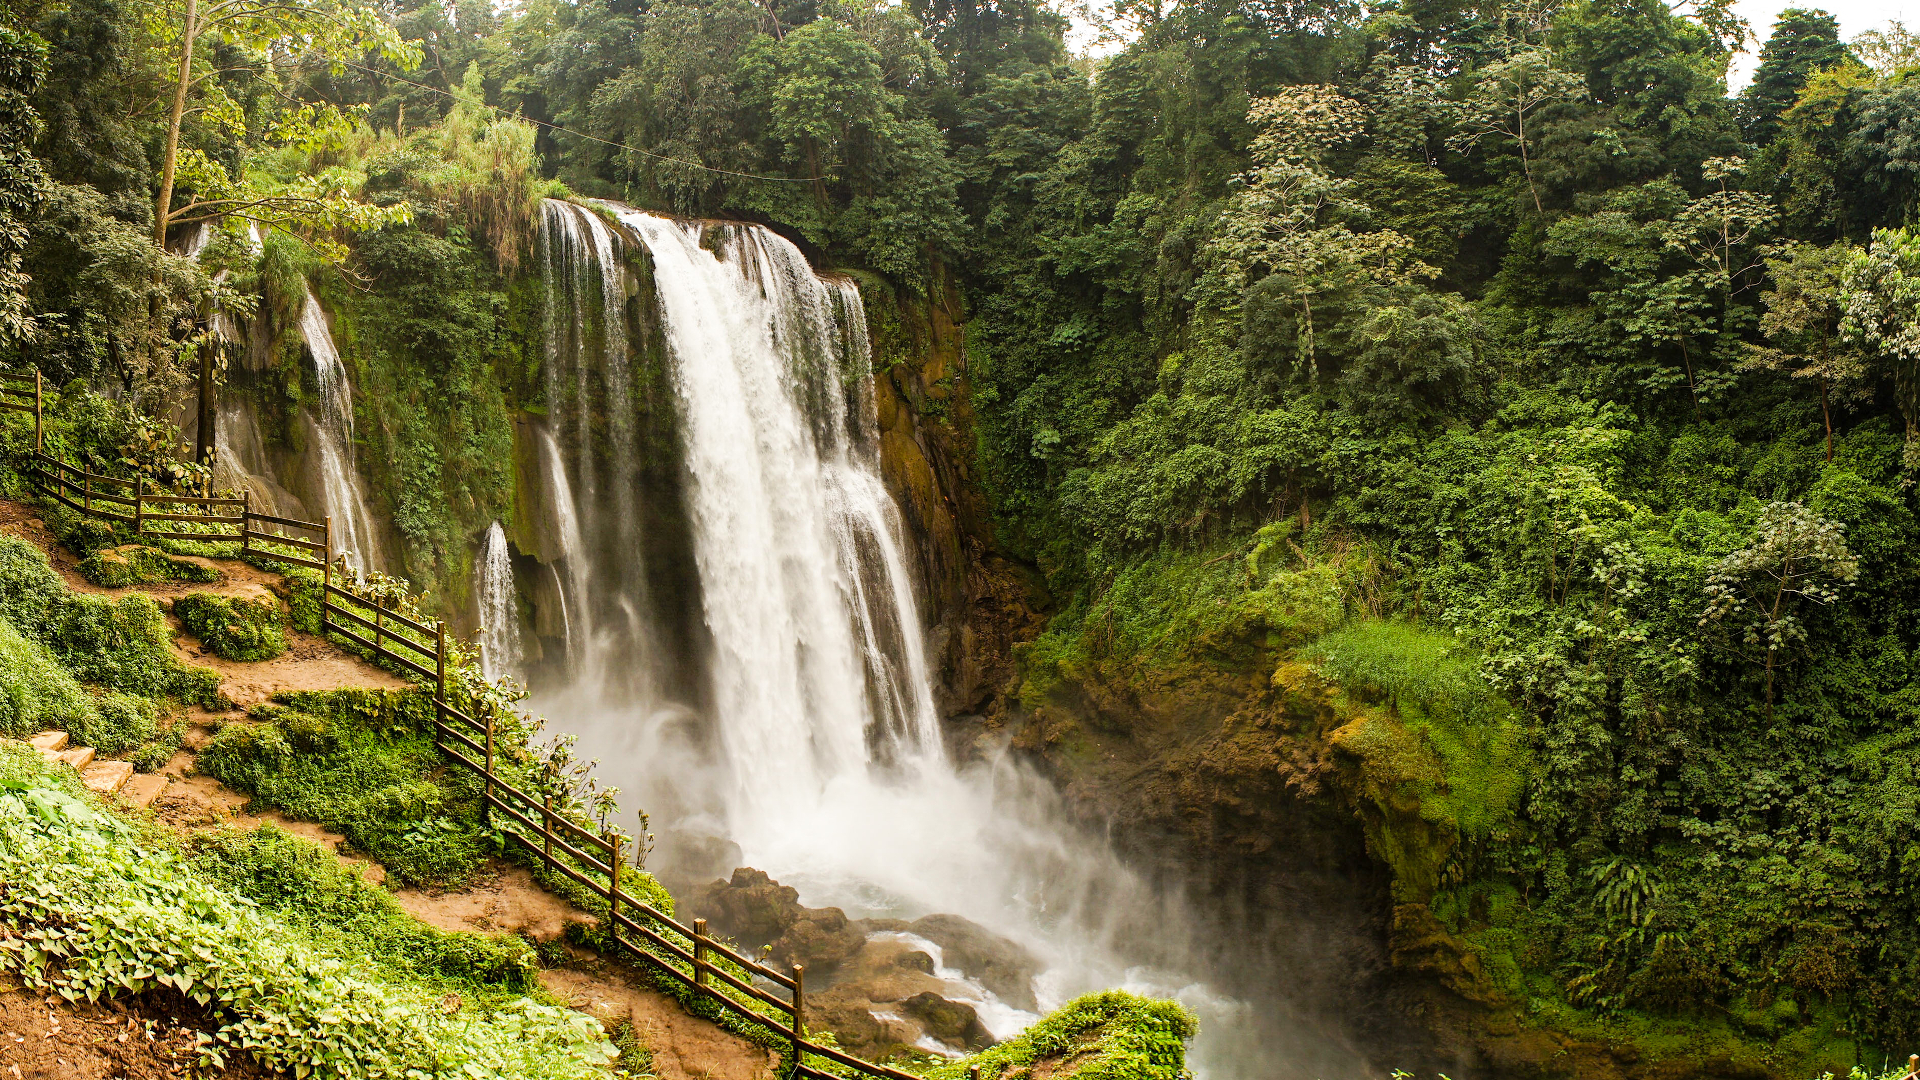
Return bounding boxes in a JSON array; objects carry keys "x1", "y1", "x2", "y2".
[
  {"x1": 173, "y1": 592, "x2": 288, "y2": 662},
  {"x1": 0, "y1": 614, "x2": 94, "y2": 737},
  {"x1": 78, "y1": 545, "x2": 221, "y2": 588}
]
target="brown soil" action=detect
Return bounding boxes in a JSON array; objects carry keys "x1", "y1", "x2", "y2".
[{"x1": 0, "y1": 985, "x2": 264, "y2": 1080}]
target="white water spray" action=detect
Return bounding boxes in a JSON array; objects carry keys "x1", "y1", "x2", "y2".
[
  {"x1": 298, "y1": 288, "x2": 381, "y2": 573},
  {"x1": 478, "y1": 521, "x2": 523, "y2": 680}
]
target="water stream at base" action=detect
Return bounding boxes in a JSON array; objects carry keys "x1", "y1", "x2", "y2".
[{"x1": 514, "y1": 201, "x2": 1369, "y2": 1079}]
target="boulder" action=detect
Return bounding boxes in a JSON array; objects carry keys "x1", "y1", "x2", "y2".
[
  {"x1": 910, "y1": 913, "x2": 1040, "y2": 1011},
  {"x1": 687, "y1": 867, "x2": 866, "y2": 975},
  {"x1": 901, "y1": 992, "x2": 994, "y2": 1051}
]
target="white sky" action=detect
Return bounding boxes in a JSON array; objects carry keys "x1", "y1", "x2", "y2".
[
  {"x1": 1062, "y1": 0, "x2": 1911, "y2": 92},
  {"x1": 1728, "y1": 0, "x2": 1907, "y2": 87}
]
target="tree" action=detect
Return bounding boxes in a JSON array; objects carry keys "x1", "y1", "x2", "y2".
[
  {"x1": 151, "y1": 0, "x2": 416, "y2": 249},
  {"x1": 0, "y1": 21, "x2": 48, "y2": 344},
  {"x1": 1448, "y1": 45, "x2": 1588, "y2": 213},
  {"x1": 1698, "y1": 501, "x2": 1857, "y2": 718},
  {"x1": 1840, "y1": 226, "x2": 1920, "y2": 470},
  {"x1": 1742, "y1": 240, "x2": 1867, "y2": 460},
  {"x1": 1739, "y1": 8, "x2": 1848, "y2": 147}
]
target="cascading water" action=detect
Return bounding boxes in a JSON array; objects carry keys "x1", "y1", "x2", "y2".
[
  {"x1": 527, "y1": 201, "x2": 1367, "y2": 1079},
  {"x1": 298, "y1": 288, "x2": 382, "y2": 574},
  {"x1": 478, "y1": 521, "x2": 523, "y2": 680}
]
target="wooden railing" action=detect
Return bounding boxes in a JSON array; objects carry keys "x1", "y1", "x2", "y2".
[{"x1": 1, "y1": 367, "x2": 926, "y2": 1080}]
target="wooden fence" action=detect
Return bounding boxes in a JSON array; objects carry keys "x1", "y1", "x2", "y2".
[{"x1": 2, "y1": 368, "x2": 927, "y2": 1080}]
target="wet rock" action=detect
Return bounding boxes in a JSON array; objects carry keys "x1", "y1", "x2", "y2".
[
  {"x1": 894, "y1": 950, "x2": 935, "y2": 974},
  {"x1": 909, "y1": 913, "x2": 1040, "y2": 1012},
  {"x1": 901, "y1": 992, "x2": 994, "y2": 1050},
  {"x1": 687, "y1": 868, "x2": 866, "y2": 976}
]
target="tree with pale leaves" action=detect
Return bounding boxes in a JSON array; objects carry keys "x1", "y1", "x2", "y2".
[
  {"x1": 1447, "y1": 45, "x2": 1589, "y2": 214},
  {"x1": 1698, "y1": 501, "x2": 1857, "y2": 717}
]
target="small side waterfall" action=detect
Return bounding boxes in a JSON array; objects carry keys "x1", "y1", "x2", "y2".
[
  {"x1": 537, "y1": 202, "x2": 661, "y2": 700},
  {"x1": 478, "y1": 521, "x2": 523, "y2": 680},
  {"x1": 298, "y1": 287, "x2": 382, "y2": 573}
]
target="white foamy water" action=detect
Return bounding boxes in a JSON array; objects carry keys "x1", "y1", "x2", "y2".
[
  {"x1": 298, "y1": 287, "x2": 381, "y2": 573},
  {"x1": 478, "y1": 521, "x2": 522, "y2": 679}
]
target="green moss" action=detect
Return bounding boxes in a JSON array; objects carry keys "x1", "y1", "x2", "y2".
[
  {"x1": 78, "y1": 545, "x2": 221, "y2": 588},
  {"x1": 925, "y1": 991, "x2": 1195, "y2": 1080},
  {"x1": 173, "y1": 592, "x2": 288, "y2": 662},
  {"x1": 1309, "y1": 621, "x2": 1530, "y2": 844},
  {"x1": 0, "y1": 613, "x2": 94, "y2": 737},
  {"x1": 0, "y1": 536, "x2": 221, "y2": 709}
]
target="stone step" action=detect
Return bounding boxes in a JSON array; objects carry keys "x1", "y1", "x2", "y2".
[
  {"x1": 81, "y1": 760, "x2": 134, "y2": 796},
  {"x1": 120, "y1": 773, "x2": 170, "y2": 809},
  {"x1": 57, "y1": 746, "x2": 95, "y2": 770},
  {"x1": 29, "y1": 731, "x2": 69, "y2": 752}
]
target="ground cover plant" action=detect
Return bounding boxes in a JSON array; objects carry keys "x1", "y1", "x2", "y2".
[
  {"x1": 172, "y1": 591, "x2": 288, "y2": 662},
  {"x1": 0, "y1": 740, "x2": 621, "y2": 1078}
]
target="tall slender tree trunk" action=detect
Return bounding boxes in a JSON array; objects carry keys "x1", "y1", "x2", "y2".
[
  {"x1": 156, "y1": 0, "x2": 198, "y2": 249},
  {"x1": 1820, "y1": 377, "x2": 1833, "y2": 462}
]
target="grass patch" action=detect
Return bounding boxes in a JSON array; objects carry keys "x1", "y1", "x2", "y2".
[
  {"x1": 926, "y1": 990, "x2": 1195, "y2": 1079},
  {"x1": 78, "y1": 544, "x2": 221, "y2": 588},
  {"x1": 196, "y1": 698, "x2": 486, "y2": 888},
  {"x1": 173, "y1": 592, "x2": 288, "y2": 662},
  {"x1": 0, "y1": 535, "x2": 222, "y2": 706}
]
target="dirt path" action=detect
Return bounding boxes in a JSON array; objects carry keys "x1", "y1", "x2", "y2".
[
  {"x1": 396, "y1": 867, "x2": 779, "y2": 1080},
  {"x1": 0, "y1": 983, "x2": 267, "y2": 1080},
  {"x1": 0, "y1": 497, "x2": 406, "y2": 707}
]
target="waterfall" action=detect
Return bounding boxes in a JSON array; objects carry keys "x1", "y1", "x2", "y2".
[
  {"x1": 527, "y1": 202, "x2": 1353, "y2": 1078},
  {"x1": 536, "y1": 201, "x2": 659, "y2": 700},
  {"x1": 478, "y1": 521, "x2": 523, "y2": 680},
  {"x1": 299, "y1": 288, "x2": 382, "y2": 573},
  {"x1": 611, "y1": 210, "x2": 941, "y2": 803}
]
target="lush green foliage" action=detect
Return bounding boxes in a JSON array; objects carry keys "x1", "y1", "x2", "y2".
[
  {"x1": 0, "y1": 742, "x2": 620, "y2": 1078},
  {"x1": 927, "y1": 991, "x2": 1196, "y2": 1080},
  {"x1": 197, "y1": 697, "x2": 488, "y2": 887},
  {"x1": 172, "y1": 591, "x2": 288, "y2": 661},
  {"x1": 77, "y1": 544, "x2": 221, "y2": 588},
  {"x1": 0, "y1": 535, "x2": 219, "y2": 705}
]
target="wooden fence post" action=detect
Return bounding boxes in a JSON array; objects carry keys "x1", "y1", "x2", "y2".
[
  {"x1": 320, "y1": 517, "x2": 333, "y2": 636},
  {"x1": 969, "y1": 1067, "x2": 980, "y2": 1080},
  {"x1": 607, "y1": 831, "x2": 623, "y2": 933},
  {"x1": 483, "y1": 700, "x2": 495, "y2": 830},
  {"x1": 82, "y1": 472, "x2": 90, "y2": 512},
  {"x1": 133, "y1": 478, "x2": 143, "y2": 536},
  {"x1": 790, "y1": 964, "x2": 805, "y2": 1066},
  {"x1": 373, "y1": 594, "x2": 385, "y2": 657},
  {"x1": 32, "y1": 370, "x2": 40, "y2": 451},
  {"x1": 693, "y1": 918, "x2": 709, "y2": 991},
  {"x1": 541, "y1": 788, "x2": 553, "y2": 860},
  {"x1": 239, "y1": 490, "x2": 250, "y2": 555}
]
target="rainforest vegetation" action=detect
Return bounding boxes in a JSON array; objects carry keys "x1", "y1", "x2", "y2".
[{"x1": 7, "y1": 0, "x2": 1920, "y2": 1069}]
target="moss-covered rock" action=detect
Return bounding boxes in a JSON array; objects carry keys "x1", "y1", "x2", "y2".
[
  {"x1": 78, "y1": 544, "x2": 222, "y2": 588},
  {"x1": 173, "y1": 592, "x2": 288, "y2": 662},
  {"x1": 927, "y1": 991, "x2": 1195, "y2": 1079}
]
